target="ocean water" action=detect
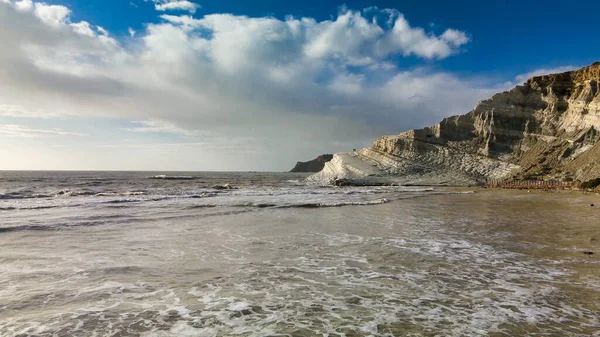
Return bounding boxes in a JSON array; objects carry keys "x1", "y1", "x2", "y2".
[{"x1": 1, "y1": 171, "x2": 599, "y2": 337}]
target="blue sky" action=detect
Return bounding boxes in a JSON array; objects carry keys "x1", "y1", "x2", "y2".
[{"x1": 0, "y1": 0, "x2": 598, "y2": 170}]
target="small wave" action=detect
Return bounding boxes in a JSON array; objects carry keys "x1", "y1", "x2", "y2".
[
  {"x1": 229, "y1": 202, "x2": 277, "y2": 208},
  {"x1": 404, "y1": 187, "x2": 436, "y2": 192},
  {"x1": 94, "y1": 191, "x2": 147, "y2": 197},
  {"x1": 183, "y1": 193, "x2": 220, "y2": 198},
  {"x1": 0, "y1": 205, "x2": 59, "y2": 211},
  {"x1": 55, "y1": 190, "x2": 149, "y2": 198},
  {"x1": 0, "y1": 225, "x2": 50, "y2": 233},
  {"x1": 285, "y1": 180, "x2": 304, "y2": 185},
  {"x1": 148, "y1": 175, "x2": 195, "y2": 180},
  {"x1": 2, "y1": 189, "x2": 150, "y2": 199},
  {"x1": 429, "y1": 190, "x2": 477, "y2": 195},
  {"x1": 0, "y1": 220, "x2": 115, "y2": 233},
  {"x1": 183, "y1": 203, "x2": 277, "y2": 210},
  {"x1": 54, "y1": 190, "x2": 96, "y2": 197},
  {"x1": 182, "y1": 199, "x2": 391, "y2": 210},
  {"x1": 54, "y1": 189, "x2": 74, "y2": 197},
  {"x1": 0, "y1": 192, "x2": 52, "y2": 200},
  {"x1": 184, "y1": 204, "x2": 218, "y2": 209},
  {"x1": 279, "y1": 198, "x2": 390, "y2": 209},
  {"x1": 255, "y1": 203, "x2": 277, "y2": 208},
  {"x1": 100, "y1": 199, "x2": 142, "y2": 204}
]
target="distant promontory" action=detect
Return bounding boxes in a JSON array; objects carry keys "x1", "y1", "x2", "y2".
[{"x1": 290, "y1": 154, "x2": 334, "y2": 172}]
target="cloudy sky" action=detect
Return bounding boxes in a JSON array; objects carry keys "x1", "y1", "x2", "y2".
[{"x1": 0, "y1": 0, "x2": 598, "y2": 171}]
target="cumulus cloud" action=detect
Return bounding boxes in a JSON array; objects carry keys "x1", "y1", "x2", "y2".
[
  {"x1": 158, "y1": 8, "x2": 469, "y2": 71},
  {"x1": 153, "y1": 0, "x2": 200, "y2": 14},
  {"x1": 0, "y1": 0, "x2": 539, "y2": 170},
  {"x1": 33, "y1": 2, "x2": 71, "y2": 26},
  {"x1": 379, "y1": 14, "x2": 470, "y2": 59},
  {"x1": 441, "y1": 29, "x2": 470, "y2": 47},
  {"x1": 11, "y1": 0, "x2": 73, "y2": 27}
]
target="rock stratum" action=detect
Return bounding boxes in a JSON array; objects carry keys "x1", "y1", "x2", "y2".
[
  {"x1": 310, "y1": 62, "x2": 600, "y2": 186},
  {"x1": 290, "y1": 154, "x2": 334, "y2": 172}
]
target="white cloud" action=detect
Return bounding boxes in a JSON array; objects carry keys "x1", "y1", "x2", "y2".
[
  {"x1": 125, "y1": 119, "x2": 198, "y2": 136},
  {"x1": 33, "y1": 2, "x2": 71, "y2": 27},
  {"x1": 499, "y1": 66, "x2": 578, "y2": 89},
  {"x1": 154, "y1": 0, "x2": 200, "y2": 14},
  {"x1": 128, "y1": 27, "x2": 136, "y2": 37},
  {"x1": 329, "y1": 73, "x2": 365, "y2": 95},
  {"x1": 71, "y1": 21, "x2": 95, "y2": 37},
  {"x1": 441, "y1": 29, "x2": 469, "y2": 47},
  {"x1": 15, "y1": 0, "x2": 33, "y2": 11},
  {"x1": 157, "y1": 8, "x2": 470, "y2": 72},
  {"x1": 513, "y1": 66, "x2": 577, "y2": 84},
  {"x1": 380, "y1": 70, "x2": 498, "y2": 124},
  {"x1": 0, "y1": 104, "x2": 63, "y2": 118},
  {"x1": 0, "y1": 0, "x2": 557, "y2": 170},
  {"x1": 97, "y1": 26, "x2": 108, "y2": 36},
  {"x1": 0, "y1": 124, "x2": 85, "y2": 137},
  {"x1": 302, "y1": 11, "x2": 384, "y2": 62},
  {"x1": 382, "y1": 15, "x2": 470, "y2": 59},
  {"x1": 159, "y1": 14, "x2": 198, "y2": 29}
]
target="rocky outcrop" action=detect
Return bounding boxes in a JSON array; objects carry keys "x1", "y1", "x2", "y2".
[
  {"x1": 290, "y1": 154, "x2": 334, "y2": 172},
  {"x1": 310, "y1": 62, "x2": 600, "y2": 186}
]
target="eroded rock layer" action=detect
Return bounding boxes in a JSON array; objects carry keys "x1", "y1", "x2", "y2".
[{"x1": 310, "y1": 63, "x2": 600, "y2": 185}]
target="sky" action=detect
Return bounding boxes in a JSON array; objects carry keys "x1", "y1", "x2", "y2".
[{"x1": 0, "y1": 0, "x2": 598, "y2": 171}]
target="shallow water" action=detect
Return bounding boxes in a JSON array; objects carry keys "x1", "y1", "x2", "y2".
[{"x1": 1, "y1": 172, "x2": 599, "y2": 336}]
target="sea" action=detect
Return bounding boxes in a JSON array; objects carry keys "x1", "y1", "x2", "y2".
[{"x1": 1, "y1": 171, "x2": 599, "y2": 337}]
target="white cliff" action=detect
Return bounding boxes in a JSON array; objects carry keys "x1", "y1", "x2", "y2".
[{"x1": 310, "y1": 62, "x2": 600, "y2": 186}]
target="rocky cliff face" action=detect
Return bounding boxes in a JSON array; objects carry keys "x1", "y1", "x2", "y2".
[
  {"x1": 290, "y1": 154, "x2": 333, "y2": 172},
  {"x1": 311, "y1": 62, "x2": 600, "y2": 185}
]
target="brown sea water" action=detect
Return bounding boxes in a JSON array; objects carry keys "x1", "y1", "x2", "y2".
[{"x1": 0, "y1": 172, "x2": 599, "y2": 336}]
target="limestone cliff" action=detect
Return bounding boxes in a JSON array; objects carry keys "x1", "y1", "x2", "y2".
[
  {"x1": 290, "y1": 154, "x2": 333, "y2": 172},
  {"x1": 310, "y1": 62, "x2": 600, "y2": 186}
]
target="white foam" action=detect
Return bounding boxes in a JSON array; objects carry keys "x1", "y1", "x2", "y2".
[
  {"x1": 227, "y1": 301, "x2": 252, "y2": 312},
  {"x1": 141, "y1": 322, "x2": 218, "y2": 337}
]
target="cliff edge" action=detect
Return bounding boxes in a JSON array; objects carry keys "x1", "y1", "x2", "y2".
[{"x1": 310, "y1": 62, "x2": 600, "y2": 186}]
